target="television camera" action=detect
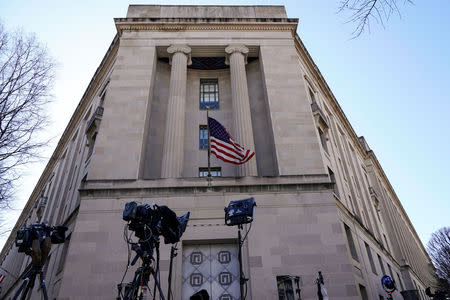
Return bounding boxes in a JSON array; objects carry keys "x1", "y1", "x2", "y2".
[
  {"x1": 12, "y1": 223, "x2": 67, "y2": 300},
  {"x1": 118, "y1": 202, "x2": 190, "y2": 300},
  {"x1": 123, "y1": 202, "x2": 189, "y2": 245},
  {"x1": 15, "y1": 223, "x2": 68, "y2": 254}
]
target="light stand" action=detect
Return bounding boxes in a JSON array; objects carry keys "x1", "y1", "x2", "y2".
[
  {"x1": 225, "y1": 197, "x2": 256, "y2": 300},
  {"x1": 167, "y1": 245, "x2": 177, "y2": 300},
  {"x1": 237, "y1": 224, "x2": 248, "y2": 299}
]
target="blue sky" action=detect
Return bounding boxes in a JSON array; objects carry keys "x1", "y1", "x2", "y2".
[{"x1": 0, "y1": 0, "x2": 449, "y2": 249}]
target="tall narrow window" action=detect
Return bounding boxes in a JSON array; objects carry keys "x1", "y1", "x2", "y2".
[
  {"x1": 318, "y1": 128, "x2": 329, "y2": 153},
  {"x1": 200, "y1": 79, "x2": 219, "y2": 109},
  {"x1": 359, "y1": 284, "x2": 369, "y2": 300},
  {"x1": 365, "y1": 242, "x2": 377, "y2": 274},
  {"x1": 387, "y1": 263, "x2": 394, "y2": 278},
  {"x1": 199, "y1": 125, "x2": 208, "y2": 149},
  {"x1": 277, "y1": 275, "x2": 301, "y2": 300},
  {"x1": 328, "y1": 168, "x2": 339, "y2": 197},
  {"x1": 339, "y1": 158, "x2": 347, "y2": 181},
  {"x1": 87, "y1": 132, "x2": 97, "y2": 158},
  {"x1": 57, "y1": 233, "x2": 71, "y2": 274},
  {"x1": 199, "y1": 167, "x2": 221, "y2": 177},
  {"x1": 308, "y1": 88, "x2": 316, "y2": 103},
  {"x1": 377, "y1": 254, "x2": 386, "y2": 275},
  {"x1": 344, "y1": 223, "x2": 359, "y2": 261},
  {"x1": 383, "y1": 234, "x2": 391, "y2": 252}
]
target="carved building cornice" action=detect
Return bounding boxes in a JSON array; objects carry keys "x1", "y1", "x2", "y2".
[{"x1": 114, "y1": 17, "x2": 298, "y2": 36}]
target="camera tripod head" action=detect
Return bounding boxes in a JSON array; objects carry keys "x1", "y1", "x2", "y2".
[{"x1": 130, "y1": 242, "x2": 157, "y2": 266}]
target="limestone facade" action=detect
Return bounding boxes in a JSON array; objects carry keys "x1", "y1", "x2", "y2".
[{"x1": 0, "y1": 5, "x2": 435, "y2": 300}]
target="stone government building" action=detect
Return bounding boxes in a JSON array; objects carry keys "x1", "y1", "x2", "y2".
[{"x1": 0, "y1": 5, "x2": 436, "y2": 300}]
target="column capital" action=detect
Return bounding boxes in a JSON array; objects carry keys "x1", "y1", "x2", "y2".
[
  {"x1": 167, "y1": 44, "x2": 192, "y2": 65},
  {"x1": 225, "y1": 44, "x2": 249, "y2": 65}
]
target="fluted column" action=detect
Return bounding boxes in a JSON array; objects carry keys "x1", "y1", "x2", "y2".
[
  {"x1": 161, "y1": 45, "x2": 191, "y2": 178},
  {"x1": 225, "y1": 44, "x2": 257, "y2": 176}
]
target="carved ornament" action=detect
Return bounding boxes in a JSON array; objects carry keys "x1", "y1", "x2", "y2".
[
  {"x1": 225, "y1": 44, "x2": 249, "y2": 65},
  {"x1": 167, "y1": 44, "x2": 192, "y2": 65}
]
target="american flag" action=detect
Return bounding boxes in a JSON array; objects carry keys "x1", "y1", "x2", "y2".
[{"x1": 208, "y1": 117, "x2": 255, "y2": 165}]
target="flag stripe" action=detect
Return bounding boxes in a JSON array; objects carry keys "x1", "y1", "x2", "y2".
[
  {"x1": 211, "y1": 144, "x2": 242, "y2": 161},
  {"x1": 211, "y1": 137, "x2": 245, "y2": 158},
  {"x1": 208, "y1": 117, "x2": 255, "y2": 165},
  {"x1": 211, "y1": 149, "x2": 243, "y2": 165}
]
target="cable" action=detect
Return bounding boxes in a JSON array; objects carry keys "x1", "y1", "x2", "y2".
[
  {"x1": 118, "y1": 223, "x2": 133, "y2": 299},
  {"x1": 241, "y1": 223, "x2": 252, "y2": 243}
]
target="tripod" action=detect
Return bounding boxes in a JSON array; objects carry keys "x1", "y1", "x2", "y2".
[
  {"x1": 13, "y1": 237, "x2": 51, "y2": 300},
  {"x1": 118, "y1": 242, "x2": 165, "y2": 300},
  {"x1": 12, "y1": 266, "x2": 49, "y2": 300}
]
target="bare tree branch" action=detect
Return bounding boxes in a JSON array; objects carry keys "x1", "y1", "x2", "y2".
[
  {"x1": 338, "y1": 0, "x2": 413, "y2": 38},
  {"x1": 0, "y1": 21, "x2": 54, "y2": 224},
  {"x1": 427, "y1": 227, "x2": 450, "y2": 291}
]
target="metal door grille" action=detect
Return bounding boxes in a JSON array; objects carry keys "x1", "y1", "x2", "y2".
[{"x1": 182, "y1": 244, "x2": 240, "y2": 300}]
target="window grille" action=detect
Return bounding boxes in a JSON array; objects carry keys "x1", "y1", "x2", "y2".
[
  {"x1": 199, "y1": 167, "x2": 221, "y2": 177},
  {"x1": 200, "y1": 79, "x2": 219, "y2": 110},
  {"x1": 277, "y1": 275, "x2": 301, "y2": 300},
  {"x1": 199, "y1": 125, "x2": 208, "y2": 149}
]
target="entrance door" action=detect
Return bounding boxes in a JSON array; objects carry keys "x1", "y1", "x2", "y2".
[{"x1": 182, "y1": 244, "x2": 240, "y2": 300}]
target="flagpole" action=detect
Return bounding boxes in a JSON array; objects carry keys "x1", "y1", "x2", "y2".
[{"x1": 206, "y1": 107, "x2": 211, "y2": 187}]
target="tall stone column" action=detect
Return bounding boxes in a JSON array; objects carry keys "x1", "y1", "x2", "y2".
[
  {"x1": 225, "y1": 44, "x2": 258, "y2": 176},
  {"x1": 161, "y1": 45, "x2": 191, "y2": 178}
]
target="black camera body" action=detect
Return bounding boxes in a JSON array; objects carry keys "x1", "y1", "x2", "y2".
[
  {"x1": 123, "y1": 202, "x2": 190, "y2": 244},
  {"x1": 15, "y1": 223, "x2": 68, "y2": 253}
]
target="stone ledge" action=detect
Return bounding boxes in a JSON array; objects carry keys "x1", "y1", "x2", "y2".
[
  {"x1": 82, "y1": 174, "x2": 329, "y2": 189},
  {"x1": 80, "y1": 175, "x2": 333, "y2": 198}
]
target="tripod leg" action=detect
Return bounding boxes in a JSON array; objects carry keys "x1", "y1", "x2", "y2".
[
  {"x1": 21, "y1": 273, "x2": 36, "y2": 300},
  {"x1": 124, "y1": 269, "x2": 141, "y2": 300},
  {"x1": 38, "y1": 270, "x2": 49, "y2": 300},
  {"x1": 150, "y1": 269, "x2": 165, "y2": 300},
  {"x1": 12, "y1": 278, "x2": 29, "y2": 300}
]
